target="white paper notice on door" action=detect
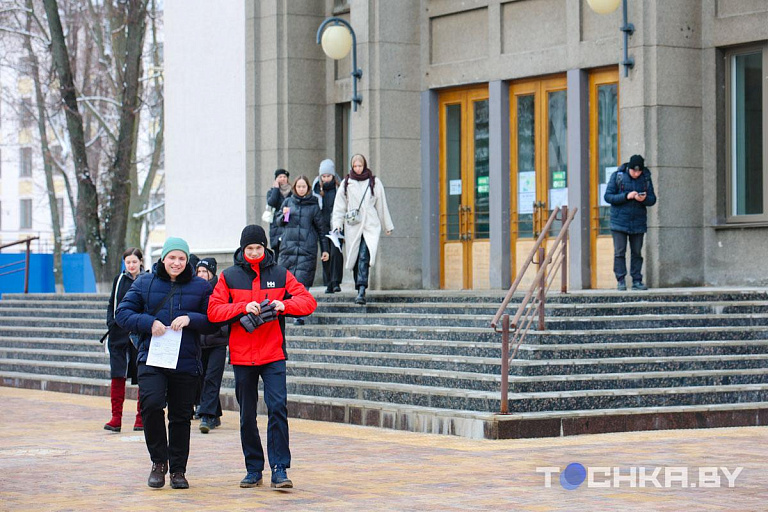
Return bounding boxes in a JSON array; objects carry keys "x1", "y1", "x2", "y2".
[
  {"x1": 518, "y1": 192, "x2": 535, "y2": 214},
  {"x1": 146, "y1": 328, "x2": 183, "y2": 369},
  {"x1": 518, "y1": 172, "x2": 535, "y2": 193},
  {"x1": 549, "y1": 188, "x2": 568, "y2": 208},
  {"x1": 449, "y1": 179, "x2": 462, "y2": 195},
  {"x1": 599, "y1": 184, "x2": 610, "y2": 206}
]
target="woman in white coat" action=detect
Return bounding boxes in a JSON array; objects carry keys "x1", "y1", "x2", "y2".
[{"x1": 331, "y1": 154, "x2": 395, "y2": 305}]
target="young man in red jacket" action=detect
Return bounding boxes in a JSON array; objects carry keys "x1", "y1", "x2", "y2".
[{"x1": 207, "y1": 225, "x2": 316, "y2": 489}]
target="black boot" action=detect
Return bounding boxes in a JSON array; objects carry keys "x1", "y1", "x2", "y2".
[{"x1": 355, "y1": 286, "x2": 366, "y2": 305}]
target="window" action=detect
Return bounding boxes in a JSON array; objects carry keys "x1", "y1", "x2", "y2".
[
  {"x1": 335, "y1": 102, "x2": 351, "y2": 172},
  {"x1": 726, "y1": 45, "x2": 768, "y2": 222},
  {"x1": 148, "y1": 192, "x2": 165, "y2": 225},
  {"x1": 20, "y1": 147, "x2": 32, "y2": 177},
  {"x1": 20, "y1": 199, "x2": 32, "y2": 229},
  {"x1": 20, "y1": 98, "x2": 34, "y2": 128}
]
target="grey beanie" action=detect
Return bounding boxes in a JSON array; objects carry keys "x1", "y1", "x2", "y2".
[{"x1": 318, "y1": 159, "x2": 336, "y2": 176}]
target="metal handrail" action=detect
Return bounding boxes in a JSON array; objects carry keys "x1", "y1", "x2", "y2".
[
  {"x1": 490, "y1": 206, "x2": 578, "y2": 414},
  {"x1": 0, "y1": 236, "x2": 40, "y2": 293}
]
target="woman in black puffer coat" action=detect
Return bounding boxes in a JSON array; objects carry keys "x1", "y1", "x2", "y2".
[{"x1": 278, "y1": 176, "x2": 329, "y2": 323}]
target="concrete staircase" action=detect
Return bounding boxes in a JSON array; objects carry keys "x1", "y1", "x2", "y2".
[{"x1": 2, "y1": 289, "x2": 768, "y2": 439}]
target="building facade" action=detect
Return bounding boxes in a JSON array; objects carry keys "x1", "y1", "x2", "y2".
[{"x1": 167, "y1": 0, "x2": 768, "y2": 289}]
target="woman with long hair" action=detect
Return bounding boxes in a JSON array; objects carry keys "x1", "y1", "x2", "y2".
[
  {"x1": 331, "y1": 154, "x2": 394, "y2": 305},
  {"x1": 104, "y1": 247, "x2": 145, "y2": 432},
  {"x1": 278, "y1": 175, "x2": 330, "y2": 324}
]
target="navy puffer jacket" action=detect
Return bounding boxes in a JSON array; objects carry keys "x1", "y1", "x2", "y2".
[
  {"x1": 603, "y1": 163, "x2": 657, "y2": 234},
  {"x1": 115, "y1": 259, "x2": 214, "y2": 375},
  {"x1": 277, "y1": 194, "x2": 330, "y2": 287}
]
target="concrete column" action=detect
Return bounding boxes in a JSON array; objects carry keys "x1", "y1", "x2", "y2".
[
  {"x1": 488, "y1": 80, "x2": 511, "y2": 289},
  {"x1": 421, "y1": 89, "x2": 440, "y2": 289},
  {"x1": 566, "y1": 68, "x2": 590, "y2": 290}
]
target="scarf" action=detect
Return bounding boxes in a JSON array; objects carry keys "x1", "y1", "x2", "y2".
[
  {"x1": 244, "y1": 252, "x2": 265, "y2": 273},
  {"x1": 279, "y1": 182, "x2": 292, "y2": 197},
  {"x1": 345, "y1": 167, "x2": 375, "y2": 196}
]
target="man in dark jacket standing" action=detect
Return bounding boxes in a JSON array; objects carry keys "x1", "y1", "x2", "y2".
[
  {"x1": 604, "y1": 154, "x2": 657, "y2": 290},
  {"x1": 207, "y1": 225, "x2": 317, "y2": 490},
  {"x1": 267, "y1": 168, "x2": 292, "y2": 260},
  {"x1": 116, "y1": 237, "x2": 214, "y2": 490}
]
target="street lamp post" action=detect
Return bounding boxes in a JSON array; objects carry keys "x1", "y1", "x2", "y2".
[
  {"x1": 587, "y1": 0, "x2": 634, "y2": 77},
  {"x1": 316, "y1": 17, "x2": 363, "y2": 111}
]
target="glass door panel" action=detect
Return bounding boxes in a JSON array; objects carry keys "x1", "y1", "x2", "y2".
[
  {"x1": 546, "y1": 88, "x2": 567, "y2": 237},
  {"x1": 516, "y1": 94, "x2": 536, "y2": 240},
  {"x1": 590, "y1": 68, "x2": 620, "y2": 288},
  {"x1": 473, "y1": 99, "x2": 490, "y2": 239},
  {"x1": 445, "y1": 104, "x2": 462, "y2": 241}
]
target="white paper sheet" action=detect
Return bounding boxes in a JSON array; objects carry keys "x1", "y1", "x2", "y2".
[
  {"x1": 549, "y1": 187, "x2": 568, "y2": 208},
  {"x1": 518, "y1": 192, "x2": 535, "y2": 214},
  {"x1": 599, "y1": 183, "x2": 610, "y2": 206},
  {"x1": 325, "y1": 231, "x2": 345, "y2": 250},
  {"x1": 449, "y1": 179, "x2": 462, "y2": 195},
  {"x1": 146, "y1": 328, "x2": 183, "y2": 369}
]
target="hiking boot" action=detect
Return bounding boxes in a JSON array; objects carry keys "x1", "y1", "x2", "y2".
[
  {"x1": 212, "y1": 416, "x2": 221, "y2": 428},
  {"x1": 170, "y1": 472, "x2": 189, "y2": 489},
  {"x1": 148, "y1": 462, "x2": 168, "y2": 488},
  {"x1": 200, "y1": 416, "x2": 213, "y2": 434},
  {"x1": 617, "y1": 279, "x2": 627, "y2": 291},
  {"x1": 355, "y1": 286, "x2": 366, "y2": 305},
  {"x1": 632, "y1": 281, "x2": 648, "y2": 291},
  {"x1": 324, "y1": 286, "x2": 334, "y2": 294},
  {"x1": 240, "y1": 471, "x2": 263, "y2": 488},
  {"x1": 333, "y1": 285, "x2": 341, "y2": 293},
  {"x1": 271, "y1": 465, "x2": 293, "y2": 488}
]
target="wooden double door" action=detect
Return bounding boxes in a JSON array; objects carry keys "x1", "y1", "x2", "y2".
[
  {"x1": 437, "y1": 69, "x2": 619, "y2": 290},
  {"x1": 439, "y1": 87, "x2": 490, "y2": 290},
  {"x1": 509, "y1": 76, "x2": 568, "y2": 288}
]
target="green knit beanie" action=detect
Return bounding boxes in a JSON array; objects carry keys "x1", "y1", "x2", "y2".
[{"x1": 161, "y1": 237, "x2": 190, "y2": 260}]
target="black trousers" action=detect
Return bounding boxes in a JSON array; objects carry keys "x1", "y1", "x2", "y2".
[
  {"x1": 352, "y1": 237, "x2": 371, "y2": 290},
  {"x1": 138, "y1": 363, "x2": 198, "y2": 473},
  {"x1": 322, "y1": 243, "x2": 344, "y2": 289},
  {"x1": 198, "y1": 345, "x2": 226, "y2": 418},
  {"x1": 611, "y1": 230, "x2": 645, "y2": 283}
]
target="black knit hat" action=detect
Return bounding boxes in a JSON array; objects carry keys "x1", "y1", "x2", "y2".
[
  {"x1": 628, "y1": 155, "x2": 645, "y2": 170},
  {"x1": 274, "y1": 168, "x2": 289, "y2": 179},
  {"x1": 240, "y1": 224, "x2": 268, "y2": 249},
  {"x1": 196, "y1": 257, "x2": 218, "y2": 276}
]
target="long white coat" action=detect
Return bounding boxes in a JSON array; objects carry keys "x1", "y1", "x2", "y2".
[{"x1": 331, "y1": 178, "x2": 395, "y2": 270}]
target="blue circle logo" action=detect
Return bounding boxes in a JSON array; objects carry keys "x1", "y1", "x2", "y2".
[{"x1": 560, "y1": 462, "x2": 587, "y2": 490}]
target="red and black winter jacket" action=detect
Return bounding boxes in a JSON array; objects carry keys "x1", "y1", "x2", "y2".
[{"x1": 207, "y1": 248, "x2": 316, "y2": 366}]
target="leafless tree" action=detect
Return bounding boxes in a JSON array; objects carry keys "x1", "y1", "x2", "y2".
[{"x1": 1, "y1": 0, "x2": 163, "y2": 287}]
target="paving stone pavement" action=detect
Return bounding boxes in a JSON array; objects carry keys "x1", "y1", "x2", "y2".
[{"x1": 2, "y1": 386, "x2": 768, "y2": 511}]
